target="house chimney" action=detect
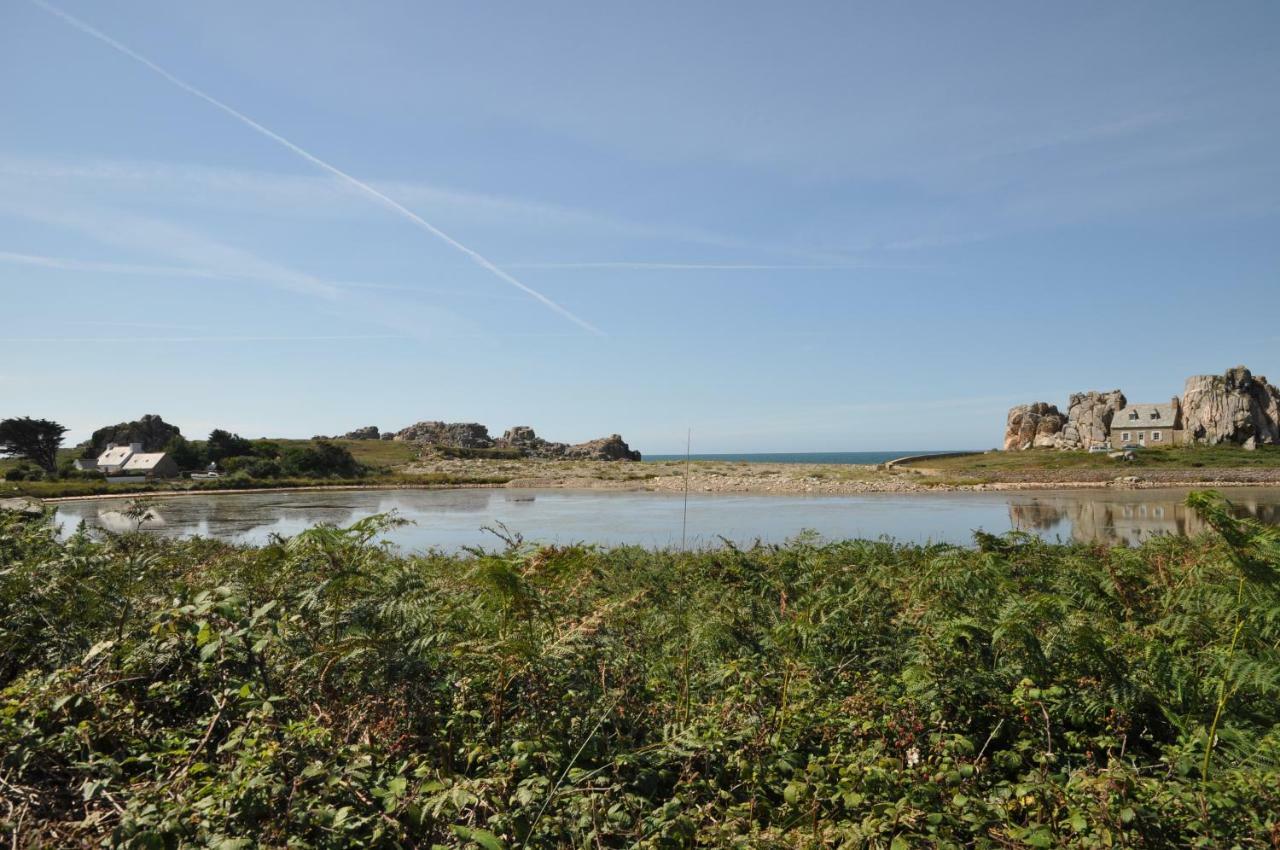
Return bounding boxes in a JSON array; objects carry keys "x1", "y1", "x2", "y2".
[{"x1": 129, "y1": 442, "x2": 143, "y2": 453}]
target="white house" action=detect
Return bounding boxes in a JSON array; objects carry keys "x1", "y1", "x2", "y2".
[
  {"x1": 121, "y1": 452, "x2": 178, "y2": 477},
  {"x1": 97, "y1": 443, "x2": 142, "y2": 474},
  {"x1": 93, "y1": 442, "x2": 179, "y2": 478}
]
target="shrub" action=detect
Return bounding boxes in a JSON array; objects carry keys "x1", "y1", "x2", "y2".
[
  {"x1": 435, "y1": 445, "x2": 527, "y2": 460},
  {"x1": 279, "y1": 440, "x2": 363, "y2": 478},
  {"x1": 222, "y1": 455, "x2": 283, "y2": 479},
  {"x1": 1, "y1": 494, "x2": 1278, "y2": 847},
  {"x1": 3, "y1": 463, "x2": 42, "y2": 482},
  {"x1": 163, "y1": 434, "x2": 206, "y2": 471},
  {"x1": 205, "y1": 429, "x2": 254, "y2": 463}
]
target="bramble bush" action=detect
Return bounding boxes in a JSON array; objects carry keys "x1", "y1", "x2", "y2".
[{"x1": 1, "y1": 492, "x2": 1278, "y2": 847}]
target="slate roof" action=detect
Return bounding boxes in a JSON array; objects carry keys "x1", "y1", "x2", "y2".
[
  {"x1": 96, "y1": 445, "x2": 136, "y2": 469},
  {"x1": 1113, "y1": 403, "x2": 1180, "y2": 430},
  {"x1": 121, "y1": 453, "x2": 169, "y2": 472}
]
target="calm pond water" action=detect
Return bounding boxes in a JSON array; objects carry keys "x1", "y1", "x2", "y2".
[{"x1": 50, "y1": 486, "x2": 1280, "y2": 551}]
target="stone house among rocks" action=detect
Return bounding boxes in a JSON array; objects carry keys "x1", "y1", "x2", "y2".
[
  {"x1": 1006, "y1": 365, "x2": 1279, "y2": 452},
  {"x1": 1111, "y1": 400, "x2": 1183, "y2": 448}
]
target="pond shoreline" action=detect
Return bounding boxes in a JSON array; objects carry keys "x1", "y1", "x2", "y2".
[
  {"x1": 47, "y1": 484, "x2": 1280, "y2": 551},
  {"x1": 37, "y1": 481, "x2": 510, "y2": 504},
  {"x1": 35, "y1": 473, "x2": 1280, "y2": 504}
]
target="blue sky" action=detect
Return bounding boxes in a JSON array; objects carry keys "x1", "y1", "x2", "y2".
[{"x1": 1, "y1": 1, "x2": 1277, "y2": 453}]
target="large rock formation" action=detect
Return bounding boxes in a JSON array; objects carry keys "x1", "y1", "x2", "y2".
[
  {"x1": 564, "y1": 434, "x2": 642, "y2": 461},
  {"x1": 1053, "y1": 390, "x2": 1127, "y2": 451},
  {"x1": 495, "y1": 426, "x2": 642, "y2": 461},
  {"x1": 393, "y1": 421, "x2": 494, "y2": 448},
  {"x1": 341, "y1": 426, "x2": 381, "y2": 440},
  {"x1": 82, "y1": 414, "x2": 181, "y2": 457},
  {"x1": 496, "y1": 425, "x2": 567, "y2": 457},
  {"x1": 390, "y1": 420, "x2": 641, "y2": 461},
  {"x1": 1182, "y1": 366, "x2": 1280, "y2": 449},
  {"x1": 1004, "y1": 403, "x2": 1065, "y2": 451}
]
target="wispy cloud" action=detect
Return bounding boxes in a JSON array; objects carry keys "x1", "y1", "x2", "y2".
[
  {"x1": 62, "y1": 320, "x2": 206, "y2": 330},
  {"x1": 0, "y1": 334, "x2": 410, "y2": 344},
  {"x1": 1, "y1": 202, "x2": 343, "y2": 300},
  {"x1": 0, "y1": 153, "x2": 873, "y2": 267},
  {"x1": 0, "y1": 249, "x2": 529, "y2": 302},
  {"x1": 0, "y1": 206, "x2": 497, "y2": 342},
  {"x1": 32, "y1": 0, "x2": 603, "y2": 336},
  {"x1": 961, "y1": 111, "x2": 1178, "y2": 164},
  {"x1": 0, "y1": 249, "x2": 237, "y2": 281},
  {"x1": 503, "y1": 261, "x2": 901, "y2": 271}
]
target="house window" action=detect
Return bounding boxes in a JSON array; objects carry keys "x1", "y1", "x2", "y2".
[
  {"x1": 1152, "y1": 431, "x2": 1162, "y2": 441},
  {"x1": 1150, "y1": 411, "x2": 1160, "y2": 420},
  {"x1": 1128, "y1": 411, "x2": 1139, "y2": 420},
  {"x1": 1122, "y1": 432, "x2": 1131, "y2": 442}
]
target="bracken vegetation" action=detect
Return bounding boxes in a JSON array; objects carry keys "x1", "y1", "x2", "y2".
[{"x1": 2, "y1": 493, "x2": 1279, "y2": 848}]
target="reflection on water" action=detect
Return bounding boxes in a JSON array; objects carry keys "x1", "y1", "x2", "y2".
[
  {"x1": 1008, "y1": 491, "x2": 1280, "y2": 547},
  {"x1": 52, "y1": 487, "x2": 1280, "y2": 551},
  {"x1": 55, "y1": 490, "x2": 506, "y2": 547}
]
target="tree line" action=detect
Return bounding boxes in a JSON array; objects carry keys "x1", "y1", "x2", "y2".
[{"x1": 0, "y1": 417, "x2": 362, "y2": 481}]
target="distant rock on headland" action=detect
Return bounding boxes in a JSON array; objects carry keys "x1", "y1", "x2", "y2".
[
  {"x1": 341, "y1": 426, "x2": 381, "y2": 440},
  {"x1": 82, "y1": 414, "x2": 181, "y2": 456},
  {"x1": 564, "y1": 434, "x2": 642, "y2": 462},
  {"x1": 393, "y1": 421, "x2": 495, "y2": 448},
  {"x1": 1182, "y1": 366, "x2": 1280, "y2": 449},
  {"x1": 496, "y1": 425, "x2": 567, "y2": 457},
  {"x1": 392, "y1": 421, "x2": 641, "y2": 461}
]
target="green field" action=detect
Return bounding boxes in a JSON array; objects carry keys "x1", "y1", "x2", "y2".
[
  {"x1": 0, "y1": 448, "x2": 80, "y2": 475},
  {"x1": 2, "y1": 493, "x2": 1278, "y2": 846},
  {"x1": 267, "y1": 438, "x2": 422, "y2": 470},
  {"x1": 908, "y1": 445, "x2": 1280, "y2": 473}
]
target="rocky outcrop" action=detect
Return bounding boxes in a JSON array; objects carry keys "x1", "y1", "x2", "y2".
[
  {"x1": 0, "y1": 497, "x2": 42, "y2": 516},
  {"x1": 1004, "y1": 403, "x2": 1065, "y2": 451},
  {"x1": 496, "y1": 426, "x2": 568, "y2": 457},
  {"x1": 495, "y1": 426, "x2": 642, "y2": 461},
  {"x1": 1005, "y1": 364, "x2": 1280, "y2": 452},
  {"x1": 393, "y1": 421, "x2": 494, "y2": 448},
  {"x1": 1182, "y1": 366, "x2": 1280, "y2": 448},
  {"x1": 342, "y1": 426, "x2": 381, "y2": 440},
  {"x1": 83, "y1": 414, "x2": 181, "y2": 457},
  {"x1": 1053, "y1": 390, "x2": 1127, "y2": 450},
  {"x1": 390, "y1": 420, "x2": 641, "y2": 460},
  {"x1": 564, "y1": 434, "x2": 642, "y2": 462}
]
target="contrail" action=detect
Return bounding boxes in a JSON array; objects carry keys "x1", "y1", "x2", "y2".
[
  {"x1": 0, "y1": 334, "x2": 410, "y2": 344},
  {"x1": 30, "y1": 0, "x2": 604, "y2": 336},
  {"x1": 506, "y1": 261, "x2": 877, "y2": 270}
]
